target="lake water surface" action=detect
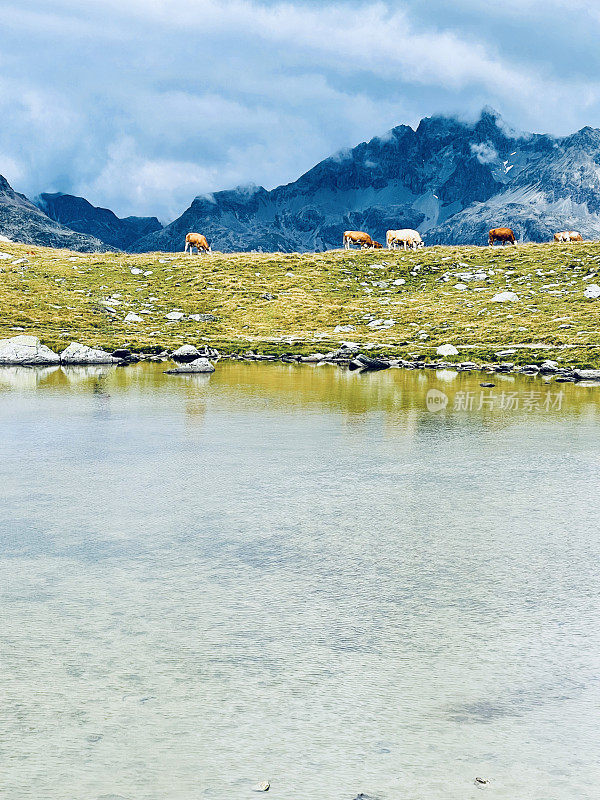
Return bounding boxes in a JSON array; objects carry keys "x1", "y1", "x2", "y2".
[{"x1": 1, "y1": 362, "x2": 600, "y2": 800}]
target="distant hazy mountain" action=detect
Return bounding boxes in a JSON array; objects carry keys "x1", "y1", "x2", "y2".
[
  {"x1": 0, "y1": 176, "x2": 106, "y2": 251},
  {"x1": 36, "y1": 192, "x2": 162, "y2": 251},
  {"x1": 131, "y1": 108, "x2": 600, "y2": 252}
]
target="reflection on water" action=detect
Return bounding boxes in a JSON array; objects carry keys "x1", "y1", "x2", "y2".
[{"x1": 1, "y1": 362, "x2": 600, "y2": 800}]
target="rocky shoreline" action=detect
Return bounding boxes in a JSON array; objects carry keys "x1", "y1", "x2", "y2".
[{"x1": 1, "y1": 335, "x2": 599, "y2": 383}]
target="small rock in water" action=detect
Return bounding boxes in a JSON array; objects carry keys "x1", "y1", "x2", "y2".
[
  {"x1": 480, "y1": 382, "x2": 495, "y2": 388},
  {"x1": 164, "y1": 357, "x2": 215, "y2": 374},
  {"x1": 474, "y1": 777, "x2": 490, "y2": 786},
  {"x1": 251, "y1": 780, "x2": 270, "y2": 792}
]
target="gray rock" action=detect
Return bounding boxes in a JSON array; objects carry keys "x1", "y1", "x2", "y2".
[
  {"x1": 573, "y1": 369, "x2": 600, "y2": 380},
  {"x1": 165, "y1": 357, "x2": 215, "y2": 374},
  {"x1": 0, "y1": 335, "x2": 60, "y2": 365},
  {"x1": 540, "y1": 359, "x2": 559, "y2": 373},
  {"x1": 349, "y1": 354, "x2": 390, "y2": 372},
  {"x1": 172, "y1": 344, "x2": 202, "y2": 363},
  {"x1": 60, "y1": 342, "x2": 120, "y2": 364}
]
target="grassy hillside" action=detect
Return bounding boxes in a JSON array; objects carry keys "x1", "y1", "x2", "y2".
[{"x1": 1, "y1": 241, "x2": 599, "y2": 366}]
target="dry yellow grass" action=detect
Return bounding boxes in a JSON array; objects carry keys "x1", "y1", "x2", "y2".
[{"x1": 1, "y1": 240, "x2": 599, "y2": 365}]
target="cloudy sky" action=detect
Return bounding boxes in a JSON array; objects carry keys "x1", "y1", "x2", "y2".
[{"x1": 2, "y1": 0, "x2": 600, "y2": 221}]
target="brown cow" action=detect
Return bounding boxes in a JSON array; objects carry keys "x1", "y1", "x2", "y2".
[
  {"x1": 343, "y1": 230, "x2": 382, "y2": 249},
  {"x1": 489, "y1": 227, "x2": 516, "y2": 247},
  {"x1": 185, "y1": 232, "x2": 211, "y2": 253}
]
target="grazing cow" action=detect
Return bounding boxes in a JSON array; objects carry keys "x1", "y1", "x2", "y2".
[
  {"x1": 343, "y1": 231, "x2": 382, "y2": 249},
  {"x1": 554, "y1": 230, "x2": 583, "y2": 243},
  {"x1": 185, "y1": 232, "x2": 211, "y2": 253},
  {"x1": 386, "y1": 229, "x2": 424, "y2": 250},
  {"x1": 489, "y1": 227, "x2": 516, "y2": 247}
]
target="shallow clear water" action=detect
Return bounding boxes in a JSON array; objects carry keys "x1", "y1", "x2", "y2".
[{"x1": 1, "y1": 362, "x2": 600, "y2": 800}]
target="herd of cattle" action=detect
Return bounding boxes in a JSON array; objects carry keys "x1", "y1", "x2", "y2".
[{"x1": 184, "y1": 227, "x2": 586, "y2": 253}]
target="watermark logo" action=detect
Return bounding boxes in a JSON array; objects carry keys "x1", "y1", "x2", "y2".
[
  {"x1": 426, "y1": 388, "x2": 449, "y2": 413},
  {"x1": 425, "y1": 388, "x2": 564, "y2": 413}
]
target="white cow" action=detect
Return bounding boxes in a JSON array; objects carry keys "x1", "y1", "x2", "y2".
[{"x1": 386, "y1": 229, "x2": 424, "y2": 250}]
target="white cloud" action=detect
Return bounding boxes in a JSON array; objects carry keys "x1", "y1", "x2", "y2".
[
  {"x1": 470, "y1": 142, "x2": 499, "y2": 164},
  {"x1": 1, "y1": 0, "x2": 600, "y2": 219}
]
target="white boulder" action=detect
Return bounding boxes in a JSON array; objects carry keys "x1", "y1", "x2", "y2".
[
  {"x1": 165, "y1": 357, "x2": 215, "y2": 374},
  {"x1": 584, "y1": 284, "x2": 600, "y2": 299},
  {"x1": 124, "y1": 312, "x2": 143, "y2": 322},
  {"x1": 171, "y1": 344, "x2": 202, "y2": 362},
  {"x1": 0, "y1": 335, "x2": 60, "y2": 365},
  {"x1": 60, "y1": 342, "x2": 120, "y2": 364},
  {"x1": 491, "y1": 291, "x2": 519, "y2": 302},
  {"x1": 437, "y1": 344, "x2": 459, "y2": 357}
]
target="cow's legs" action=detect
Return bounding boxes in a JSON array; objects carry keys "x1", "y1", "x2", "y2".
[{"x1": 184, "y1": 241, "x2": 189, "y2": 252}]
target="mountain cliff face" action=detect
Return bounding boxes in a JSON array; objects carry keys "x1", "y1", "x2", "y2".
[
  {"x1": 36, "y1": 192, "x2": 162, "y2": 251},
  {"x1": 0, "y1": 176, "x2": 106, "y2": 251},
  {"x1": 131, "y1": 109, "x2": 600, "y2": 252}
]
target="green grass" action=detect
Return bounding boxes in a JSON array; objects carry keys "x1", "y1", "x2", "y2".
[{"x1": 1, "y1": 241, "x2": 600, "y2": 366}]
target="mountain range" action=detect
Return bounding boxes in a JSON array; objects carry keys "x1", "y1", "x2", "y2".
[{"x1": 3, "y1": 108, "x2": 600, "y2": 252}]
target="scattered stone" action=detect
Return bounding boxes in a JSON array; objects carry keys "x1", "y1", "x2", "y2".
[
  {"x1": 188, "y1": 313, "x2": 217, "y2": 322},
  {"x1": 130, "y1": 268, "x2": 143, "y2": 275},
  {"x1": 124, "y1": 312, "x2": 143, "y2": 323},
  {"x1": 301, "y1": 353, "x2": 326, "y2": 363},
  {"x1": 584, "y1": 284, "x2": 600, "y2": 299},
  {"x1": 474, "y1": 777, "x2": 490, "y2": 786},
  {"x1": 333, "y1": 324, "x2": 356, "y2": 333},
  {"x1": 251, "y1": 781, "x2": 270, "y2": 792},
  {"x1": 12, "y1": 258, "x2": 28, "y2": 265},
  {"x1": 60, "y1": 342, "x2": 120, "y2": 364},
  {"x1": 393, "y1": 278, "x2": 406, "y2": 285},
  {"x1": 164, "y1": 357, "x2": 215, "y2": 374},
  {"x1": 144, "y1": 270, "x2": 153, "y2": 276},
  {"x1": 495, "y1": 349, "x2": 516, "y2": 357},
  {"x1": 0, "y1": 251, "x2": 12, "y2": 260},
  {"x1": 437, "y1": 344, "x2": 459, "y2": 356},
  {"x1": 260, "y1": 292, "x2": 275, "y2": 300},
  {"x1": 349, "y1": 354, "x2": 390, "y2": 372},
  {"x1": 540, "y1": 360, "x2": 559, "y2": 373},
  {"x1": 171, "y1": 344, "x2": 202, "y2": 363},
  {"x1": 491, "y1": 291, "x2": 519, "y2": 302},
  {"x1": 0, "y1": 335, "x2": 60, "y2": 365},
  {"x1": 165, "y1": 311, "x2": 184, "y2": 320},
  {"x1": 573, "y1": 369, "x2": 600, "y2": 381}
]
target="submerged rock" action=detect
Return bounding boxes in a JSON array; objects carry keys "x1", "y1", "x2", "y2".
[
  {"x1": 0, "y1": 335, "x2": 60, "y2": 365},
  {"x1": 164, "y1": 357, "x2": 215, "y2": 374},
  {"x1": 251, "y1": 781, "x2": 270, "y2": 792},
  {"x1": 60, "y1": 342, "x2": 120, "y2": 364}
]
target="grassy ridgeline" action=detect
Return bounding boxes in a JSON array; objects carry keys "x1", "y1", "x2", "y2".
[{"x1": 1, "y1": 241, "x2": 599, "y2": 367}]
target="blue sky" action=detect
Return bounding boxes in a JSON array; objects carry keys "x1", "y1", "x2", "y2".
[{"x1": 1, "y1": 0, "x2": 599, "y2": 221}]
